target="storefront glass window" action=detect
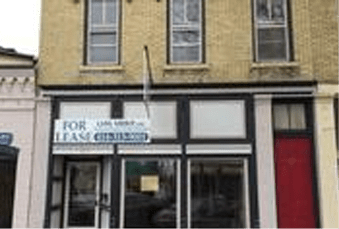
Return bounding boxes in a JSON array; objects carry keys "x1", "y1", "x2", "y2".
[
  {"x1": 123, "y1": 159, "x2": 178, "y2": 228},
  {"x1": 189, "y1": 160, "x2": 248, "y2": 228}
]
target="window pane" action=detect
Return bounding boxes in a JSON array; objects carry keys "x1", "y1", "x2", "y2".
[
  {"x1": 124, "y1": 159, "x2": 177, "y2": 228},
  {"x1": 273, "y1": 104, "x2": 289, "y2": 130},
  {"x1": 259, "y1": 27, "x2": 285, "y2": 41},
  {"x1": 172, "y1": 0, "x2": 184, "y2": 24},
  {"x1": 124, "y1": 102, "x2": 177, "y2": 139},
  {"x1": 271, "y1": 0, "x2": 285, "y2": 21},
  {"x1": 290, "y1": 104, "x2": 306, "y2": 129},
  {"x1": 173, "y1": 30, "x2": 200, "y2": 45},
  {"x1": 106, "y1": 0, "x2": 117, "y2": 24},
  {"x1": 190, "y1": 160, "x2": 247, "y2": 228},
  {"x1": 59, "y1": 102, "x2": 111, "y2": 119},
  {"x1": 172, "y1": 46, "x2": 200, "y2": 62},
  {"x1": 67, "y1": 164, "x2": 97, "y2": 227},
  {"x1": 91, "y1": 33, "x2": 116, "y2": 45},
  {"x1": 190, "y1": 100, "x2": 246, "y2": 138},
  {"x1": 256, "y1": 0, "x2": 269, "y2": 22},
  {"x1": 258, "y1": 28, "x2": 287, "y2": 61},
  {"x1": 90, "y1": 46, "x2": 117, "y2": 63},
  {"x1": 91, "y1": 0, "x2": 103, "y2": 25},
  {"x1": 186, "y1": 0, "x2": 200, "y2": 23}
]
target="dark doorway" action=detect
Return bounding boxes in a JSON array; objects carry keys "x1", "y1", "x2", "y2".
[{"x1": 0, "y1": 146, "x2": 18, "y2": 228}]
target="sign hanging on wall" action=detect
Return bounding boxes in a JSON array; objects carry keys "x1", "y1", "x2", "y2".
[
  {"x1": 0, "y1": 133, "x2": 13, "y2": 146},
  {"x1": 54, "y1": 119, "x2": 150, "y2": 144}
]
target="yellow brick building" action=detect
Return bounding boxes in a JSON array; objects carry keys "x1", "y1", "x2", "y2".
[{"x1": 32, "y1": 0, "x2": 338, "y2": 228}]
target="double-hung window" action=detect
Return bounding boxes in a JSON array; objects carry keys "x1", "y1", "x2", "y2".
[
  {"x1": 87, "y1": 0, "x2": 119, "y2": 64},
  {"x1": 254, "y1": 0, "x2": 291, "y2": 62},
  {"x1": 170, "y1": 0, "x2": 203, "y2": 63}
]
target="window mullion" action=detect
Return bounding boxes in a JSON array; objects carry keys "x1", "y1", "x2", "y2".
[
  {"x1": 268, "y1": 0, "x2": 272, "y2": 21},
  {"x1": 184, "y1": 0, "x2": 187, "y2": 25}
]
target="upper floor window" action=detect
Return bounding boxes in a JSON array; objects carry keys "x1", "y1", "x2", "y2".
[
  {"x1": 169, "y1": 0, "x2": 203, "y2": 63},
  {"x1": 87, "y1": 0, "x2": 119, "y2": 64},
  {"x1": 254, "y1": 0, "x2": 291, "y2": 62}
]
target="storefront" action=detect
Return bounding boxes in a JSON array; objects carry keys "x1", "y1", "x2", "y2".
[
  {"x1": 42, "y1": 84, "x2": 324, "y2": 228},
  {"x1": 44, "y1": 91, "x2": 260, "y2": 228}
]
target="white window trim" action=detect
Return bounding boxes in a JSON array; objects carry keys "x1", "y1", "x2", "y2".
[
  {"x1": 186, "y1": 144, "x2": 252, "y2": 154},
  {"x1": 253, "y1": 0, "x2": 290, "y2": 62},
  {"x1": 119, "y1": 158, "x2": 126, "y2": 229},
  {"x1": 169, "y1": 0, "x2": 203, "y2": 64},
  {"x1": 118, "y1": 144, "x2": 182, "y2": 155},
  {"x1": 87, "y1": 0, "x2": 120, "y2": 65},
  {"x1": 52, "y1": 143, "x2": 113, "y2": 155}
]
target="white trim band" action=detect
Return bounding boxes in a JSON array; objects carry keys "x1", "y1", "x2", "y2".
[
  {"x1": 118, "y1": 144, "x2": 181, "y2": 155},
  {"x1": 41, "y1": 86, "x2": 316, "y2": 96},
  {"x1": 186, "y1": 144, "x2": 252, "y2": 154},
  {"x1": 53, "y1": 143, "x2": 113, "y2": 155}
]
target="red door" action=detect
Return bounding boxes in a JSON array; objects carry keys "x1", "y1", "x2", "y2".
[{"x1": 274, "y1": 136, "x2": 317, "y2": 228}]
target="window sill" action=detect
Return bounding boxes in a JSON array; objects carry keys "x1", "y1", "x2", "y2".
[
  {"x1": 251, "y1": 61, "x2": 300, "y2": 69},
  {"x1": 79, "y1": 65, "x2": 125, "y2": 73},
  {"x1": 250, "y1": 62, "x2": 301, "y2": 80},
  {"x1": 163, "y1": 64, "x2": 210, "y2": 71}
]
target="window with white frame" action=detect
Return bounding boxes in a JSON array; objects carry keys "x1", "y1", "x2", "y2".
[
  {"x1": 170, "y1": 0, "x2": 203, "y2": 63},
  {"x1": 254, "y1": 0, "x2": 291, "y2": 62},
  {"x1": 87, "y1": 0, "x2": 119, "y2": 64}
]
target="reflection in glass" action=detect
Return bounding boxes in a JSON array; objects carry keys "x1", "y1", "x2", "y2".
[
  {"x1": 186, "y1": 0, "x2": 200, "y2": 22},
  {"x1": 106, "y1": 0, "x2": 117, "y2": 24},
  {"x1": 190, "y1": 160, "x2": 246, "y2": 228},
  {"x1": 67, "y1": 164, "x2": 98, "y2": 227},
  {"x1": 173, "y1": 0, "x2": 184, "y2": 24},
  {"x1": 256, "y1": 0, "x2": 285, "y2": 22},
  {"x1": 173, "y1": 31, "x2": 200, "y2": 44},
  {"x1": 171, "y1": 0, "x2": 201, "y2": 63},
  {"x1": 271, "y1": 0, "x2": 285, "y2": 21},
  {"x1": 257, "y1": 28, "x2": 286, "y2": 60},
  {"x1": 173, "y1": 46, "x2": 200, "y2": 62},
  {"x1": 91, "y1": 0, "x2": 103, "y2": 25},
  {"x1": 124, "y1": 159, "x2": 177, "y2": 228},
  {"x1": 90, "y1": 46, "x2": 117, "y2": 63},
  {"x1": 256, "y1": 0, "x2": 269, "y2": 21}
]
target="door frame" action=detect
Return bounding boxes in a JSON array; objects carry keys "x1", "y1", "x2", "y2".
[{"x1": 63, "y1": 161, "x2": 101, "y2": 229}]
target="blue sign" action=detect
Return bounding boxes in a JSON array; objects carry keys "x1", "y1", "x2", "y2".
[{"x1": 0, "y1": 133, "x2": 13, "y2": 146}]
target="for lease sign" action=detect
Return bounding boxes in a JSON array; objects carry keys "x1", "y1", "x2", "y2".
[{"x1": 54, "y1": 119, "x2": 150, "y2": 143}]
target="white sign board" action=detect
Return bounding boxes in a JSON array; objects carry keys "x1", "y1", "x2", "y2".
[{"x1": 54, "y1": 119, "x2": 150, "y2": 143}]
